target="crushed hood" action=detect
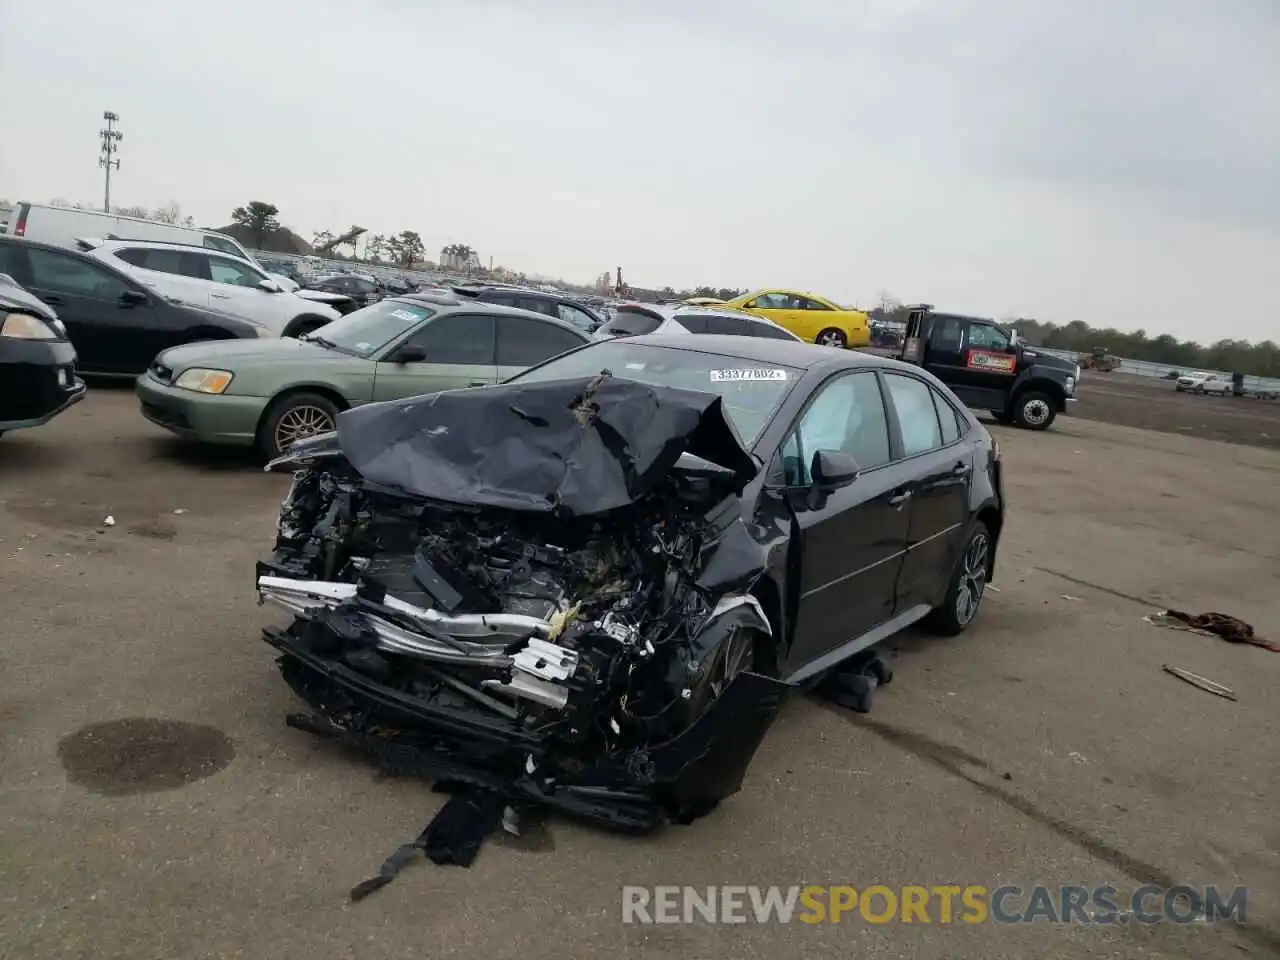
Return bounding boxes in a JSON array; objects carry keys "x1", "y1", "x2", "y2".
[{"x1": 333, "y1": 375, "x2": 758, "y2": 515}]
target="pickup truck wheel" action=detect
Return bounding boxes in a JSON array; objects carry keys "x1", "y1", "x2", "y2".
[
  {"x1": 815, "y1": 328, "x2": 847, "y2": 348},
  {"x1": 1013, "y1": 391, "x2": 1056, "y2": 430},
  {"x1": 925, "y1": 521, "x2": 991, "y2": 636},
  {"x1": 256, "y1": 392, "x2": 339, "y2": 461}
]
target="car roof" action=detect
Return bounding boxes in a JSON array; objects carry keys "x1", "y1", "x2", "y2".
[
  {"x1": 623, "y1": 333, "x2": 897, "y2": 371},
  {"x1": 393, "y1": 294, "x2": 592, "y2": 336}
]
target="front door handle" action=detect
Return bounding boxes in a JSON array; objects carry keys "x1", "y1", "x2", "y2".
[
  {"x1": 211, "y1": 293, "x2": 231, "y2": 300},
  {"x1": 40, "y1": 294, "x2": 64, "y2": 305},
  {"x1": 888, "y1": 490, "x2": 912, "y2": 508},
  {"x1": 468, "y1": 379, "x2": 488, "y2": 387}
]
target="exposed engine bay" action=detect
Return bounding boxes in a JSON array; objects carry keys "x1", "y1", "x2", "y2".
[{"x1": 256, "y1": 376, "x2": 791, "y2": 837}]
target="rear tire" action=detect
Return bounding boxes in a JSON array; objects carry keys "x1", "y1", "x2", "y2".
[
  {"x1": 815, "y1": 328, "x2": 847, "y2": 349},
  {"x1": 255, "y1": 391, "x2": 340, "y2": 461},
  {"x1": 1013, "y1": 390, "x2": 1056, "y2": 430},
  {"x1": 925, "y1": 521, "x2": 992, "y2": 636}
]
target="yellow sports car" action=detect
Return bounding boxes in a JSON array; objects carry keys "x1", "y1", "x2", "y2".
[{"x1": 719, "y1": 289, "x2": 870, "y2": 348}]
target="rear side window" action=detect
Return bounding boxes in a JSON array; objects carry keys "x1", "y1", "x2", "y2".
[
  {"x1": 118, "y1": 247, "x2": 200, "y2": 277},
  {"x1": 672, "y1": 314, "x2": 708, "y2": 333},
  {"x1": 0, "y1": 240, "x2": 22, "y2": 276},
  {"x1": 404, "y1": 313, "x2": 495, "y2": 364},
  {"x1": 884, "y1": 373, "x2": 942, "y2": 457},
  {"x1": 496, "y1": 316, "x2": 585, "y2": 365},
  {"x1": 701, "y1": 315, "x2": 795, "y2": 340},
  {"x1": 933, "y1": 390, "x2": 962, "y2": 445},
  {"x1": 599, "y1": 310, "x2": 661, "y2": 336}
]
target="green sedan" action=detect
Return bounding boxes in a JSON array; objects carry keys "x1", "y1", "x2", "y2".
[{"x1": 135, "y1": 294, "x2": 592, "y2": 459}]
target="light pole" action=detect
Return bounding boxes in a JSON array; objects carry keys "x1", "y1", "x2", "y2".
[{"x1": 99, "y1": 111, "x2": 122, "y2": 212}]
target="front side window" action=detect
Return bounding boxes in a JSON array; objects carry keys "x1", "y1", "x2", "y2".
[
  {"x1": 496, "y1": 316, "x2": 585, "y2": 365},
  {"x1": 780, "y1": 372, "x2": 891, "y2": 484},
  {"x1": 207, "y1": 256, "x2": 262, "y2": 287},
  {"x1": 967, "y1": 323, "x2": 1011, "y2": 351},
  {"x1": 752, "y1": 292, "x2": 797, "y2": 310},
  {"x1": 556, "y1": 303, "x2": 597, "y2": 331},
  {"x1": 884, "y1": 373, "x2": 942, "y2": 457},
  {"x1": 27, "y1": 248, "x2": 131, "y2": 299},
  {"x1": 404, "y1": 312, "x2": 495, "y2": 364}
]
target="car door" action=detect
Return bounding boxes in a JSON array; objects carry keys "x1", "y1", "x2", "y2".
[
  {"x1": 793, "y1": 295, "x2": 839, "y2": 342},
  {"x1": 881, "y1": 373, "x2": 974, "y2": 611},
  {"x1": 198, "y1": 253, "x2": 279, "y2": 321},
  {"x1": 773, "y1": 370, "x2": 911, "y2": 676},
  {"x1": 371, "y1": 312, "x2": 497, "y2": 400},
  {"x1": 745, "y1": 292, "x2": 808, "y2": 340},
  {"x1": 954, "y1": 320, "x2": 1018, "y2": 409},
  {"x1": 494, "y1": 315, "x2": 590, "y2": 380},
  {"x1": 21, "y1": 246, "x2": 153, "y2": 374}
]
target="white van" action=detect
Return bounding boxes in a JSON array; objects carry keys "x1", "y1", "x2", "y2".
[{"x1": 4, "y1": 202, "x2": 260, "y2": 267}]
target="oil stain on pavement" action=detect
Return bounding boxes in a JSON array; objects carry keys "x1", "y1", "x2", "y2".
[{"x1": 58, "y1": 718, "x2": 235, "y2": 796}]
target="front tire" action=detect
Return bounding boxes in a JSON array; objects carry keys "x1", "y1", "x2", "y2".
[
  {"x1": 284, "y1": 315, "x2": 332, "y2": 339},
  {"x1": 256, "y1": 392, "x2": 339, "y2": 461},
  {"x1": 1013, "y1": 390, "x2": 1056, "y2": 430},
  {"x1": 815, "y1": 328, "x2": 848, "y2": 349},
  {"x1": 925, "y1": 522, "x2": 991, "y2": 636}
]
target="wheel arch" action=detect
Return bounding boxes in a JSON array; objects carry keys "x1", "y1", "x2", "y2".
[
  {"x1": 254, "y1": 383, "x2": 351, "y2": 438},
  {"x1": 974, "y1": 502, "x2": 1003, "y2": 582},
  {"x1": 282, "y1": 313, "x2": 337, "y2": 338}
]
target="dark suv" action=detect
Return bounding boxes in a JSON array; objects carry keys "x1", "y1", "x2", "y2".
[{"x1": 452, "y1": 285, "x2": 603, "y2": 334}]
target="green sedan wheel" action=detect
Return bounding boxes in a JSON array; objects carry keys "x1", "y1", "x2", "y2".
[{"x1": 257, "y1": 392, "x2": 340, "y2": 461}]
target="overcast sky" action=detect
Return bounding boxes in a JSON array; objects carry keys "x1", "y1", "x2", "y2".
[{"x1": 2, "y1": 0, "x2": 1276, "y2": 342}]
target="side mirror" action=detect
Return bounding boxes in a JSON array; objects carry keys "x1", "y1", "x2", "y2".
[
  {"x1": 119, "y1": 289, "x2": 149, "y2": 307},
  {"x1": 811, "y1": 450, "x2": 859, "y2": 491},
  {"x1": 388, "y1": 343, "x2": 428, "y2": 364},
  {"x1": 257, "y1": 279, "x2": 282, "y2": 293}
]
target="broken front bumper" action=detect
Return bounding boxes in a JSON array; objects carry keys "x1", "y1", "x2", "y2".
[{"x1": 262, "y1": 605, "x2": 790, "y2": 832}]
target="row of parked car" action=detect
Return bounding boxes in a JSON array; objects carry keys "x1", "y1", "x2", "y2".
[{"x1": 0, "y1": 229, "x2": 817, "y2": 452}]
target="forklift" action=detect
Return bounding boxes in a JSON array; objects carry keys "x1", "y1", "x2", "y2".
[{"x1": 895, "y1": 304, "x2": 1078, "y2": 430}]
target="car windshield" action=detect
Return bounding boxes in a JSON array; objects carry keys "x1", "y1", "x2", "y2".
[
  {"x1": 308, "y1": 300, "x2": 435, "y2": 357},
  {"x1": 508, "y1": 340, "x2": 800, "y2": 444}
]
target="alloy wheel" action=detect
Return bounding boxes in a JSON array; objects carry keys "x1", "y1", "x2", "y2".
[
  {"x1": 274, "y1": 404, "x2": 335, "y2": 453},
  {"x1": 954, "y1": 532, "x2": 989, "y2": 626},
  {"x1": 816, "y1": 330, "x2": 845, "y2": 348}
]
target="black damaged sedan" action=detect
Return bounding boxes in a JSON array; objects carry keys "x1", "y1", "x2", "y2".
[
  {"x1": 0, "y1": 273, "x2": 84, "y2": 438},
  {"x1": 257, "y1": 334, "x2": 1004, "y2": 833}
]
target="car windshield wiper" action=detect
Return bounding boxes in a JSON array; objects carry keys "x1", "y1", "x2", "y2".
[{"x1": 303, "y1": 334, "x2": 340, "y2": 350}]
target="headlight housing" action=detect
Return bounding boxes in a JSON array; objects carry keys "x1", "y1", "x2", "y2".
[
  {"x1": 0, "y1": 310, "x2": 60, "y2": 340},
  {"x1": 174, "y1": 368, "x2": 234, "y2": 394},
  {"x1": 1065, "y1": 376, "x2": 1076, "y2": 395}
]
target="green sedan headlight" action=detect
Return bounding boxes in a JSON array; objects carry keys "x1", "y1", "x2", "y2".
[{"x1": 174, "y1": 368, "x2": 234, "y2": 394}]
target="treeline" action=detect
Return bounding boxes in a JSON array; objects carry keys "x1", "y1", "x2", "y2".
[{"x1": 873, "y1": 307, "x2": 1280, "y2": 377}]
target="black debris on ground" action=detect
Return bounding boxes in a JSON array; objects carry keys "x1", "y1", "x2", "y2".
[{"x1": 818, "y1": 651, "x2": 894, "y2": 714}]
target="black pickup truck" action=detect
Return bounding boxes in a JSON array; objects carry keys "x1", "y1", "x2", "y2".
[{"x1": 895, "y1": 305, "x2": 1078, "y2": 430}]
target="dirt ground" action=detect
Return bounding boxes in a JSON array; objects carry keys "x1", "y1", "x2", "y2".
[{"x1": 1, "y1": 382, "x2": 1278, "y2": 960}]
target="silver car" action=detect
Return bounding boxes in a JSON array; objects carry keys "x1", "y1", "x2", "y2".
[{"x1": 594, "y1": 302, "x2": 803, "y2": 342}]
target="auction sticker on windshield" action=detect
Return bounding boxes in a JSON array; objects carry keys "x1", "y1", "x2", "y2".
[
  {"x1": 389, "y1": 308, "x2": 423, "y2": 322},
  {"x1": 711, "y1": 369, "x2": 788, "y2": 382}
]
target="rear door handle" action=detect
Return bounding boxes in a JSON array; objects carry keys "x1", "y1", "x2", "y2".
[
  {"x1": 468, "y1": 379, "x2": 488, "y2": 387},
  {"x1": 888, "y1": 490, "x2": 913, "y2": 508},
  {"x1": 40, "y1": 294, "x2": 64, "y2": 305},
  {"x1": 952, "y1": 461, "x2": 972, "y2": 477},
  {"x1": 211, "y1": 293, "x2": 231, "y2": 300}
]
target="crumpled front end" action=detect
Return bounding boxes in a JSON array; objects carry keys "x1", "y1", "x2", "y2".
[{"x1": 256, "y1": 377, "x2": 789, "y2": 831}]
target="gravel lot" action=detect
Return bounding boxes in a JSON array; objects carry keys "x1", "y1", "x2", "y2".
[{"x1": 1, "y1": 380, "x2": 1277, "y2": 960}]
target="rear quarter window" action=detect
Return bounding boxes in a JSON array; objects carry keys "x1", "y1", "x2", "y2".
[{"x1": 600, "y1": 311, "x2": 661, "y2": 336}]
